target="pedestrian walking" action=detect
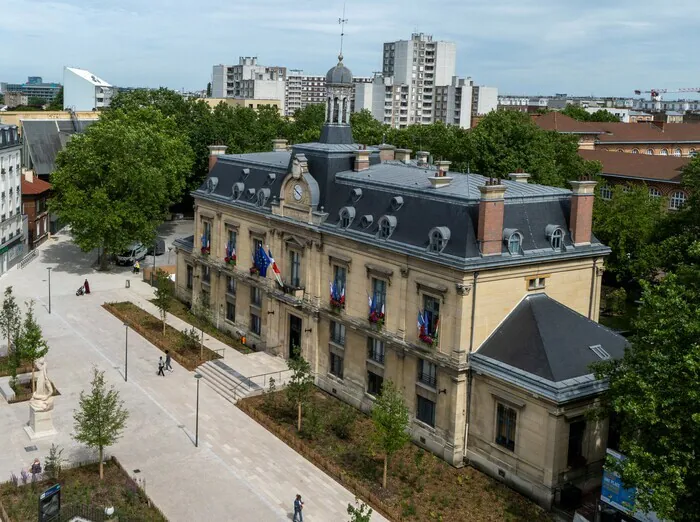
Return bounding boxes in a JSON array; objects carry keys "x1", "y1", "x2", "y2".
[
  {"x1": 165, "y1": 350, "x2": 172, "y2": 372},
  {"x1": 293, "y1": 494, "x2": 304, "y2": 522},
  {"x1": 83, "y1": 279, "x2": 90, "y2": 294},
  {"x1": 157, "y1": 356, "x2": 165, "y2": 376},
  {"x1": 133, "y1": 260, "x2": 140, "y2": 274}
]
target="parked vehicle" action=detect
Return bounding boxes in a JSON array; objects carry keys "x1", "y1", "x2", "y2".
[
  {"x1": 147, "y1": 238, "x2": 166, "y2": 256},
  {"x1": 116, "y1": 243, "x2": 148, "y2": 266}
]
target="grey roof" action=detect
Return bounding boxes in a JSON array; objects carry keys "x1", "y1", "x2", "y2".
[
  {"x1": 22, "y1": 119, "x2": 95, "y2": 176},
  {"x1": 325, "y1": 55, "x2": 353, "y2": 85},
  {"x1": 476, "y1": 293, "x2": 627, "y2": 382}
]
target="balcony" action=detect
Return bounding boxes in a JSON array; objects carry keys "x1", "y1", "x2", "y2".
[{"x1": 418, "y1": 372, "x2": 437, "y2": 388}]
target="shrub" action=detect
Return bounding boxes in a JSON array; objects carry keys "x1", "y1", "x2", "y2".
[
  {"x1": 180, "y1": 327, "x2": 200, "y2": 351},
  {"x1": 44, "y1": 443, "x2": 65, "y2": 481},
  {"x1": 301, "y1": 405, "x2": 324, "y2": 440},
  {"x1": 330, "y1": 405, "x2": 356, "y2": 440},
  {"x1": 262, "y1": 377, "x2": 277, "y2": 414},
  {"x1": 607, "y1": 287, "x2": 628, "y2": 316}
]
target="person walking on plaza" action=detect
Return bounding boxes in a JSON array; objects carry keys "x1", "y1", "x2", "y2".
[
  {"x1": 133, "y1": 260, "x2": 140, "y2": 274},
  {"x1": 83, "y1": 279, "x2": 90, "y2": 294},
  {"x1": 293, "y1": 494, "x2": 304, "y2": 522},
  {"x1": 165, "y1": 350, "x2": 172, "y2": 372},
  {"x1": 157, "y1": 356, "x2": 165, "y2": 376}
]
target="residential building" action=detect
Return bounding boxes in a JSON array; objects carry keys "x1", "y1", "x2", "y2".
[
  {"x1": 0, "y1": 110, "x2": 99, "y2": 132},
  {"x1": 211, "y1": 58, "x2": 287, "y2": 111},
  {"x1": 0, "y1": 77, "x2": 62, "y2": 102},
  {"x1": 21, "y1": 170, "x2": 51, "y2": 249},
  {"x1": 654, "y1": 111, "x2": 684, "y2": 124},
  {"x1": 176, "y1": 54, "x2": 625, "y2": 510},
  {"x1": 63, "y1": 67, "x2": 114, "y2": 111},
  {"x1": 628, "y1": 111, "x2": 653, "y2": 123},
  {"x1": 3, "y1": 93, "x2": 29, "y2": 109},
  {"x1": 285, "y1": 69, "x2": 371, "y2": 116},
  {"x1": 0, "y1": 125, "x2": 25, "y2": 273}
]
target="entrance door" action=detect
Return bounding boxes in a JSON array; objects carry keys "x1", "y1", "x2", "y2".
[{"x1": 289, "y1": 315, "x2": 302, "y2": 359}]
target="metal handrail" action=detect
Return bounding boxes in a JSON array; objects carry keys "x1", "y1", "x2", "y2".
[{"x1": 230, "y1": 368, "x2": 292, "y2": 397}]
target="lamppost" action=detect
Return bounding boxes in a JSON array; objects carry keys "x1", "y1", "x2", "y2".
[
  {"x1": 151, "y1": 240, "x2": 157, "y2": 286},
  {"x1": 47, "y1": 267, "x2": 52, "y2": 314},
  {"x1": 124, "y1": 323, "x2": 129, "y2": 382},
  {"x1": 167, "y1": 247, "x2": 172, "y2": 265},
  {"x1": 194, "y1": 373, "x2": 202, "y2": 447}
]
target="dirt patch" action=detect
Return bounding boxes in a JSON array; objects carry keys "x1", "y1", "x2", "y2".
[
  {"x1": 103, "y1": 301, "x2": 222, "y2": 371},
  {"x1": 0, "y1": 355, "x2": 32, "y2": 378},
  {"x1": 239, "y1": 390, "x2": 552, "y2": 522}
]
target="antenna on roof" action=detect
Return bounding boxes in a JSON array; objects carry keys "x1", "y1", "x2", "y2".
[
  {"x1": 467, "y1": 162, "x2": 471, "y2": 199},
  {"x1": 338, "y1": 2, "x2": 348, "y2": 58}
]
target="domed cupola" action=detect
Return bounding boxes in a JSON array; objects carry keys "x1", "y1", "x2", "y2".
[
  {"x1": 320, "y1": 53, "x2": 355, "y2": 144},
  {"x1": 325, "y1": 54, "x2": 354, "y2": 86}
]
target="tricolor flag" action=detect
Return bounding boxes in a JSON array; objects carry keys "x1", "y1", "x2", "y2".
[{"x1": 267, "y1": 246, "x2": 284, "y2": 287}]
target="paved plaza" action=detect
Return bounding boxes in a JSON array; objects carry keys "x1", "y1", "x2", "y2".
[{"x1": 0, "y1": 230, "x2": 387, "y2": 522}]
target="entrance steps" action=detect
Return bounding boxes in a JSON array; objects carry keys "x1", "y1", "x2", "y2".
[{"x1": 196, "y1": 359, "x2": 290, "y2": 404}]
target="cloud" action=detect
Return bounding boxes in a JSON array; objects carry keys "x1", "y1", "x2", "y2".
[{"x1": 2, "y1": 0, "x2": 698, "y2": 97}]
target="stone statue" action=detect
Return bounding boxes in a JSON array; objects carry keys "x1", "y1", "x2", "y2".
[{"x1": 30, "y1": 357, "x2": 54, "y2": 412}]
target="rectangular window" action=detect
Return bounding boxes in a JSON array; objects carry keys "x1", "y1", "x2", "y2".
[
  {"x1": 289, "y1": 250, "x2": 301, "y2": 287},
  {"x1": 333, "y1": 265, "x2": 347, "y2": 293},
  {"x1": 330, "y1": 320, "x2": 345, "y2": 345},
  {"x1": 527, "y1": 277, "x2": 546, "y2": 291},
  {"x1": 416, "y1": 395, "x2": 436, "y2": 427},
  {"x1": 251, "y1": 286, "x2": 262, "y2": 307},
  {"x1": 496, "y1": 403, "x2": 517, "y2": 451},
  {"x1": 567, "y1": 420, "x2": 586, "y2": 468},
  {"x1": 418, "y1": 359, "x2": 437, "y2": 388},
  {"x1": 226, "y1": 301, "x2": 235, "y2": 322},
  {"x1": 372, "y1": 278, "x2": 387, "y2": 313},
  {"x1": 253, "y1": 237, "x2": 263, "y2": 254},
  {"x1": 186, "y1": 265, "x2": 193, "y2": 289},
  {"x1": 330, "y1": 352, "x2": 344, "y2": 378},
  {"x1": 202, "y1": 220, "x2": 211, "y2": 246},
  {"x1": 226, "y1": 276, "x2": 236, "y2": 295},
  {"x1": 202, "y1": 265, "x2": 211, "y2": 284},
  {"x1": 367, "y1": 370, "x2": 384, "y2": 396},
  {"x1": 423, "y1": 295, "x2": 440, "y2": 337},
  {"x1": 250, "y1": 313, "x2": 261, "y2": 335},
  {"x1": 367, "y1": 337, "x2": 385, "y2": 364},
  {"x1": 200, "y1": 290, "x2": 210, "y2": 309},
  {"x1": 226, "y1": 228, "x2": 237, "y2": 258}
]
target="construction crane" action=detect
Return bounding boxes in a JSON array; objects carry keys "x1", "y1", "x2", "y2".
[{"x1": 634, "y1": 87, "x2": 700, "y2": 101}]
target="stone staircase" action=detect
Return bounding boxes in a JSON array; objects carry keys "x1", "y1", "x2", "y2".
[{"x1": 195, "y1": 359, "x2": 267, "y2": 404}]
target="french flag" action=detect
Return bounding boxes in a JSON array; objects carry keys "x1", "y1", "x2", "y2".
[{"x1": 266, "y1": 247, "x2": 284, "y2": 287}]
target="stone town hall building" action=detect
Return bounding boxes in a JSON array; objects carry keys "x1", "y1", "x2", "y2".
[{"x1": 175, "y1": 54, "x2": 626, "y2": 509}]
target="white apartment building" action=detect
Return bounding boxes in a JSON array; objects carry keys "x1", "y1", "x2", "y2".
[
  {"x1": 63, "y1": 67, "x2": 113, "y2": 111},
  {"x1": 0, "y1": 125, "x2": 25, "y2": 274},
  {"x1": 211, "y1": 58, "x2": 287, "y2": 110},
  {"x1": 283, "y1": 70, "x2": 372, "y2": 117}
]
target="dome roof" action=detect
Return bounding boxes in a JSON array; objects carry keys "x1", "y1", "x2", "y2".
[{"x1": 325, "y1": 54, "x2": 353, "y2": 85}]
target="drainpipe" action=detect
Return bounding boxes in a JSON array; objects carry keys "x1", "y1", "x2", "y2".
[
  {"x1": 588, "y1": 259, "x2": 597, "y2": 319},
  {"x1": 468, "y1": 272, "x2": 479, "y2": 353},
  {"x1": 464, "y1": 271, "x2": 479, "y2": 463}
]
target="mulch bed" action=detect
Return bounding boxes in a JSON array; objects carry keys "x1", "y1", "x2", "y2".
[
  {"x1": 0, "y1": 457, "x2": 166, "y2": 522},
  {"x1": 103, "y1": 302, "x2": 222, "y2": 371},
  {"x1": 239, "y1": 390, "x2": 552, "y2": 522}
]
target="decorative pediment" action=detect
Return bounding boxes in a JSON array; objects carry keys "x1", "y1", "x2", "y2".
[{"x1": 284, "y1": 235, "x2": 306, "y2": 249}]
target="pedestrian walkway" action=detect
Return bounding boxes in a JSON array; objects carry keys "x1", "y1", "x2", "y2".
[{"x1": 0, "y1": 235, "x2": 387, "y2": 522}]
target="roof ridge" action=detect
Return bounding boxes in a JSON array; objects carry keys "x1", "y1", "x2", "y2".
[{"x1": 525, "y1": 294, "x2": 556, "y2": 380}]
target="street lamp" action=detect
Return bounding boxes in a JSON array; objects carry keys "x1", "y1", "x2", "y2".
[
  {"x1": 194, "y1": 373, "x2": 202, "y2": 447},
  {"x1": 47, "y1": 267, "x2": 52, "y2": 314},
  {"x1": 124, "y1": 323, "x2": 129, "y2": 382},
  {"x1": 167, "y1": 247, "x2": 172, "y2": 265}
]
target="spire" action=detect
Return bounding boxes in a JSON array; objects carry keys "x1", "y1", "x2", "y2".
[{"x1": 338, "y1": 1, "x2": 348, "y2": 57}]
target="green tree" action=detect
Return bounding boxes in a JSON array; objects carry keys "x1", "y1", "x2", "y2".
[
  {"x1": 561, "y1": 105, "x2": 592, "y2": 121},
  {"x1": 15, "y1": 301, "x2": 49, "y2": 392},
  {"x1": 206, "y1": 82, "x2": 212, "y2": 97},
  {"x1": 153, "y1": 269, "x2": 172, "y2": 335},
  {"x1": 594, "y1": 271, "x2": 700, "y2": 521},
  {"x1": 288, "y1": 104, "x2": 325, "y2": 143},
  {"x1": 371, "y1": 379, "x2": 410, "y2": 488},
  {"x1": 588, "y1": 109, "x2": 621, "y2": 122},
  {"x1": 285, "y1": 348, "x2": 314, "y2": 432},
  {"x1": 0, "y1": 93, "x2": 4, "y2": 105},
  {"x1": 44, "y1": 443, "x2": 65, "y2": 481},
  {"x1": 593, "y1": 185, "x2": 665, "y2": 283},
  {"x1": 47, "y1": 87, "x2": 64, "y2": 111},
  {"x1": 51, "y1": 107, "x2": 193, "y2": 269},
  {"x1": 73, "y1": 368, "x2": 129, "y2": 480},
  {"x1": 351, "y1": 109, "x2": 387, "y2": 146},
  {"x1": 27, "y1": 96, "x2": 44, "y2": 108},
  {"x1": 0, "y1": 286, "x2": 21, "y2": 358},
  {"x1": 347, "y1": 498, "x2": 373, "y2": 521}
]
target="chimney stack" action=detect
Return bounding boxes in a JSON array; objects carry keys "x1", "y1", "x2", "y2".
[
  {"x1": 378, "y1": 144, "x2": 396, "y2": 162},
  {"x1": 395, "y1": 149, "x2": 412, "y2": 164},
  {"x1": 478, "y1": 179, "x2": 507, "y2": 256},
  {"x1": 416, "y1": 151, "x2": 429, "y2": 167},
  {"x1": 272, "y1": 138, "x2": 288, "y2": 152},
  {"x1": 208, "y1": 145, "x2": 227, "y2": 172},
  {"x1": 569, "y1": 180, "x2": 597, "y2": 246},
  {"x1": 508, "y1": 169, "x2": 530, "y2": 183},
  {"x1": 434, "y1": 160, "x2": 451, "y2": 172},
  {"x1": 353, "y1": 149, "x2": 371, "y2": 172},
  {"x1": 23, "y1": 168, "x2": 33, "y2": 184}
]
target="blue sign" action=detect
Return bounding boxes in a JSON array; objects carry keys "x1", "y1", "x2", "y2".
[
  {"x1": 600, "y1": 449, "x2": 664, "y2": 522},
  {"x1": 38, "y1": 483, "x2": 61, "y2": 522}
]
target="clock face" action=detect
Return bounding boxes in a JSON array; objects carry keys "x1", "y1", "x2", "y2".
[{"x1": 293, "y1": 184, "x2": 303, "y2": 201}]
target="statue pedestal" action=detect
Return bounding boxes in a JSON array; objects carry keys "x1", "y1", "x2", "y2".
[{"x1": 24, "y1": 404, "x2": 56, "y2": 440}]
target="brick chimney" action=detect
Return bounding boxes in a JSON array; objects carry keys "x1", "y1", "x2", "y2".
[
  {"x1": 354, "y1": 149, "x2": 370, "y2": 171},
  {"x1": 272, "y1": 138, "x2": 288, "y2": 151},
  {"x1": 434, "y1": 160, "x2": 451, "y2": 172},
  {"x1": 508, "y1": 169, "x2": 530, "y2": 183},
  {"x1": 208, "y1": 145, "x2": 227, "y2": 172},
  {"x1": 569, "y1": 180, "x2": 597, "y2": 245},
  {"x1": 416, "y1": 151, "x2": 429, "y2": 167},
  {"x1": 395, "y1": 149, "x2": 412, "y2": 164},
  {"x1": 478, "y1": 179, "x2": 507, "y2": 256},
  {"x1": 378, "y1": 144, "x2": 396, "y2": 162}
]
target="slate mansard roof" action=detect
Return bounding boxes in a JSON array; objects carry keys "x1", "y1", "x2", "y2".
[
  {"x1": 22, "y1": 119, "x2": 96, "y2": 176},
  {"x1": 197, "y1": 144, "x2": 610, "y2": 270}
]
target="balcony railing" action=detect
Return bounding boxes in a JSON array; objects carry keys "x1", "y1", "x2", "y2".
[{"x1": 418, "y1": 372, "x2": 437, "y2": 388}]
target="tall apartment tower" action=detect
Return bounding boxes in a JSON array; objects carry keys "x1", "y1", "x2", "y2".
[
  {"x1": 212, "y1": 58, "x2": 287, "y2": 112},
  {"x1": 382, "y1": 33, "x2": 456, "y2": 125}
]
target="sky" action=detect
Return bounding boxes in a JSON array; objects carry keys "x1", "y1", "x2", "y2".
[{"x1": 1, "y1": 0, "x2": 699, "y2": 97}]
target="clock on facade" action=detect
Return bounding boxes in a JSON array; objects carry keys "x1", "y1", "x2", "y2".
[{"x1": 293, "y1": 184, "x2": 303, "y2": 201}]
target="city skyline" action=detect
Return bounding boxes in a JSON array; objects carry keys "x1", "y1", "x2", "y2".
[{"x1": 2, "y1": 0, "x2": 699, "y2": 97}]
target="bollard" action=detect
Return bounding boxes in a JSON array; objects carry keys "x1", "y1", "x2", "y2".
[{"x1": 125, "y1": 279, "x2": 130, "y2": 288}]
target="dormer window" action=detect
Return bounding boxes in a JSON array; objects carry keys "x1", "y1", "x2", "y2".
[
  {"x1": 241, "y1": 168, "x2": 250, "y2": 180},
  {"x1": 390, "y1": 196, "x2": 404, "y2": 211},
  {"x1": 206, "y1": 177, "x2": 218, "y2": 193},
  {"x1": 377, "y1": 215, "x2": 397, "y2": 240},
  {"x1": 503, "y1": 229, "x2": 522, "y2": 255},
  {"x1": 351, "y1": 188, "x2": 363, "y2": 202},
  {"x1": 545, "y1": 225, "x2": 564, "y2": 251},
  {"x1": 245, "y1": 188, "x2": 256, "y2": 200},
  {"x1": 360, "y1": 215, "x2": 373, "y2": 228},
  {"x1": 339, "y1": 206, "x2": 356, "y2": 229},
  {"x1": 256, "y1": 188, "x2": 270, "y2": 207},
  {"x1": 231, "y1": 182, "x2": 244, "y2": 200},
  {"x1": 428, "y1": 226, "x2": 450, "y2": 253}
]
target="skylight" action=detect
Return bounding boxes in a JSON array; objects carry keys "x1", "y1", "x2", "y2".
[{"x1": 589, "y1": 344, "x2": 610, "y2": 360}]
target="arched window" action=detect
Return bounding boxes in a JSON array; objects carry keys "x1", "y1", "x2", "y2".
[
  {"x1": 646, "y1": 148, "x2": 654, "y2": 155},
  {"x1": 631, "y1": 148, "x2": 639, "y2": 154},
  {"x1": 690, "y1": 149, "x2": 697, "y2": 158},
  {"x1": 661, "y1": 149, "x2": 669, "y2": 156},
  {"x1": 648, "y1": 187, "x2": 662, "y2": 198},
  {"x1": 327, "y1": 97, "x2": 332, "y2": 122},
  {"x1": 503, "y1": 229, "x2": 523, "y2": 255},
  {"x1": 338, "y1": 206, "x2": 356, "y2": 229},
  {"x1": 669, "y1": 191, "x2": 687, "y2": 210},
  {"x1": 428, "y1": 227, "x2": 451, "y2": 253},
  {"x1": 333, "y1": 97, "x2": 340, "y2": 123},
  {"x1": 256, "y1": 188, "x2": 270, "y2": 207},
  {"x1": 545, "y1": 225, "x2": 564, "y2": 250},
  {"x1": 617, "y1": 149, "x2": 624, "y2": 153},
  {"x1": 342, "y1": 98, "x2": 348, "y2": 123},
  {"x1": 599, "y1": 185, "x2": 613, "y2": 200},
  {"x1": 377, "y1": 215, "x2": 397, "y2": 239},
  {"x1": 674, "y1": 148, "x2": 682, "y2": 157}
]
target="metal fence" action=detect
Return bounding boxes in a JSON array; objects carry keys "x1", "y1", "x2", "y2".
[{"x1": 19, "y1": 249, "x2": 38, "y2": 269}]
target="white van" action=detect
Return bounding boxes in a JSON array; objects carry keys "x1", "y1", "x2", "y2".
[{"x1": 116, "y1": 243, "x2": 148, "y2": 266}]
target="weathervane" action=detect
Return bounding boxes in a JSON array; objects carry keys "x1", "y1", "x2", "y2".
[{"x1": 338, "y1": 1, "x2": 348, "y2": 57}]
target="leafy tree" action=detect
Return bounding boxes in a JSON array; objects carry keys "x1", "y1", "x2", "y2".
[
  {"x1": 0, "y1": 93, "x2": 4, "y2": 104},
  {"x1": 588, "y1": 109, "x2": 621, "y2": 122},
  {"x1": 351, "y1": 109, "x2": 387, "y2": 146},
  {"x1": 44, "y1": 444, "x2": 65, "y2": 481},
  {"x1": 289, "y1": 104, "x2": 325, "y2": 143},
  {"x1": 593, "y1": 185, "x2": 665, "y2": 283},
  {"x1": 15, "y1": 301, "x2": 49, "y2": 392},
  {"x1": 285, "y1": 348, "x2": 314, "y2": 432},
  {"x1": 594, "y1": 271, "x2": 700, "y2": 521},
  {"x1": 153, "y1": 269, "x2": 172, "y2": 334},
  {"x1": 561, "y1": 105, "x2": 592, "y2": 121},
  {"x1": 371, "y1": 379, "x2": 410, "y2": 488},
  {"x1": 73, "y1": 368, "x2": 129, "y2": 480},
  {"x1": 47, "y1": 87, "x2": 63, "y2": 111},
  {"x1": 0, "y1": 286, "x2": 21, "y2": 357},
  {"x1": 27, "y1": 96, "x2": 44, "y2": 108},
  {"x1": 347, "y1": 498, "x2": 373, "y2": 521},
  {"x1": 51, "y1": 107, "x2": 193, "y2": 269},
  {"x1": 206, "y1": 82, "x2": 212, "y2": 97}
]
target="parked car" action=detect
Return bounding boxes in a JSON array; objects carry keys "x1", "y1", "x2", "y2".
[
  {"x1": 147, "y1": 238, "x2": 166, "y2": 256},
  {"x1": 116, "y1": 243, "x2": 148, "y2": 266}
]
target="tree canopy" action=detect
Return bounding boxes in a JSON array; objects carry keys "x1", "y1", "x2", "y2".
[
  {"x1": 51, "y1": 107, "x2": 193, "y2": 268},
  {"x1": 561, "y1": 105, "x2": 620, "y2": 122},
  {"x1": 47, "y1": 87, "x2": 63, "y2": 111}
]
